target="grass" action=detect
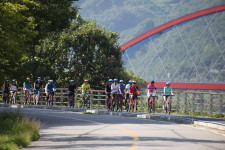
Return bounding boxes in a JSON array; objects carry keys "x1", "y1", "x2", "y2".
[{"x1": 0, "y1": 111, "x2": 40, "y2": 150}]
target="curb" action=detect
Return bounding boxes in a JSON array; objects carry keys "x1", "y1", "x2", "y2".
[{"x1": 1, "y1": 104, "x2": 224, "y2": 131}]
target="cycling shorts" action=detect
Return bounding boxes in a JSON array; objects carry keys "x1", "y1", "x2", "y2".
[
  {"x1": 148, "y1": 92, "x2": 155, "y2": 97},
  {"x1": 25, "y1": 89, "x2": 32, "y2": 95},
  {"x1": 82, "y1": 91, "x2": 89, "y2": 95},
  {"x1": 69, "y1": 92, "x2": 75, "y2": 97},
  {"x1": 10, "y1": 90, "x2": 17, "y2": 94},
  {"x1": 132, "y1": 94, "x2": 138, "y2": 100},
  {"x1": 106, "y1": 92, "x2": 111, "y2": 97},
  {"x1": 126, "y1": 93, "x2": 130, "y2": 98},
  {"x1": 164, "y1": 95, "x2": 171, "y2": 99},
  {"x1": 33, "y1": 89, "x2": 40, "y2": 94},
  {"x1": 4, "y1": 89, "x2": 10, "y2": 94}
]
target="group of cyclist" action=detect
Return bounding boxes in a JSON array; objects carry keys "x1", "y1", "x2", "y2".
[
  {"x1": 105, "y1": 79, "x2": 173, "y2": 111},
  {"x1": 105, "y1": 79, "x2": 141, "y2": 111},
  {"x1": 2, "y1": 77, "x2": 173, "y2": 111},
  {"x1": 2, "y1": 77, "x2": 57, "y2": 105},
  {"x1": 2, "y1": 77, "x2": 91, "y2": 107}
]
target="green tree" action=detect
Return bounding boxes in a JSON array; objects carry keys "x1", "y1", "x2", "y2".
[{"x1": 0, "y1": 0, "x2": 78, "y2": 84}]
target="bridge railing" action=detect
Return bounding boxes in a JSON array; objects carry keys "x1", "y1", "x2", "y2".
[{"x1": 0, "y1": 88, "x2": 224, "y2": 118}]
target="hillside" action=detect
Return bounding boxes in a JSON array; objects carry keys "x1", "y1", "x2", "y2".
[{"x1": 75, "y1": 0, "x2": 225, "y2": 83}]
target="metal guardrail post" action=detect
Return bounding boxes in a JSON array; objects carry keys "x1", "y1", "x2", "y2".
[
  {"x1": 21, "y1": 89, "x2": 24, "y2": 104},
  {"x1": 184, "y1": 93, "x2": 187, "y2": 114},
  {"x1": 200, "y1": 93, "x2": 204, "y2": 116},
  {"x1": 105, "y1": 92, "x2": 107, "y2": 109},
  {"x1": 90, "y1": 92, "x2": 93, "y2": 108},
  {"x1": 210, "y1": 94, "x2": 213, "y2": 117},
  {"x1": 60, "y1": 88, "x2": 63, "y2": 106},
  {"x1": 192, "y1": 93, "x2": 196, "y2": 116},
  {"x1": 176, "y1": 93, "x2": 180, "y2": 112},
  {"x1": 75, "y1": 92, "x2": 77, "y2": 107},
  {"x1": 40, "y1": 92, "x2": 43, "y2": 105},
  {"x1": 98, "y1": 91, "x2": 100, "y2": 109},
  {"x1": 219, "y1": 95, "x2": 223, "y2": 118}
]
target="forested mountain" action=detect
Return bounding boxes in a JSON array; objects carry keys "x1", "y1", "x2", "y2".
[{"x1": 76, "y1": 0, "x2": 225, "y2": 83}]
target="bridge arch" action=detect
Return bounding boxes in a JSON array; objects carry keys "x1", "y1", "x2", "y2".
[
  {"x1": 121, "y1": 4, "x2": 225, "y2": 52},
  {"x1": 120, "y1": 4, "x2": 225, "y2": 90}
]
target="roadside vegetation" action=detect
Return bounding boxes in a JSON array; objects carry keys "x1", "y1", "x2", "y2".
[{"x1": 0, "y1": 112, "x2": 40, "y2": 150}]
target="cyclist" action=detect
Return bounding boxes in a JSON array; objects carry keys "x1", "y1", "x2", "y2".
[
  {"x1": 33, "y1": 77, "x2": 43, "y2": 105},
  {"x1": 105, "y1": 79, "x2": 113, "y2": 110},
  {"x1": 129, "y1": 81, "x2": 140, "y2": 110},
  {"x1": 46, "y1": 80, "x2": 56, "y2": 106},
  {"x1": 111, "y1": 79, "x2": 120, "y2": 106},
  {"x1": 163, "y1": 82, "x2": 173, "y2": 109},
  {"x1": 125, "y1": 80, "x2": 132, "y2": 107},
  {"x1": 23, "y1": 77, "x2": 33, "y2": 105},
  {"x1": 81, "y1": 79, "x2": 91, "y2": 101},
  {"x1": 147, "y1": 80, "x2": 157, "y2": 105},
  {"x1": 45, "y1": 80, "x2": 50, "y2": 103},
  {"x1": 2, "y1": 80, "x2": 10, "y2": 103},
  {"x1": 10, "y1": 80, "x2": 18, "y2": 104},
  {"x1": 68, "y1": 80, "x2": 77, "y2": 107}
]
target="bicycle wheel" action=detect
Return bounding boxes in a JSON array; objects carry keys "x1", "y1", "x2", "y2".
[
  {"x1": 134, "y1": 99, "x2": 137, "y2": 113},
  {"x1": 86, "y1": 97, "x2": 89, "y2": 108},
  {"x1": 153, "y1": 99, "x2": 155, "y2": 113},
  {"x1": 168, "y1": 102, "x2": 171, "y2": 114},
  {"x1": 165, "y1": 101, "x2": 168, "y2": 114}
]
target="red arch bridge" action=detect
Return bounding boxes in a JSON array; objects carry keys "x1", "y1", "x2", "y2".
[{"x1": 120, "y1": 4, "x2": 225, "y2": 90}]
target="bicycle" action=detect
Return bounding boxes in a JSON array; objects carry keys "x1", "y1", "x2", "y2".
[
  {"x1": 163, "y1": 95, "x2": 174, "y2": 114},
  {"x1": 24, "y1": 90, "x2": 31, "y2": 105},
  {"x1": 112, "y1": 93, "x2": 119, "y2": 111},
  {"x1": 118, "y1": 94, "x2": 124, "y2": 112},
  {"x1": 106, "y1": 92, "x2": 112, "y2": 111},
  {"x1": 69, "y1": 92, "x2": 75, "y2": 108},
  {"x1": 148, "y1": 95, "x2": 158, "y2": 113},
  {"x1": 11, "y1": 91, "x2": 17, "y2": 104},
  {"x1": 34, "y1": 91, "x2": 40, "y2": 105},
  {"x1": 82, "y1": 92, "x2": 90, "y2": 108},
  {"x1": 129, "y1": 95, "x2": 137, "y2": 112},
  {"x1": 3, "y1": 92, "x2": 10, "y2": 104},
  {"x1": 47, "y1": 91, "x2": 54, "y2": 106}
]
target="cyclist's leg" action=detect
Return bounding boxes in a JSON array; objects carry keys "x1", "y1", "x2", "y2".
[
  {"x1": 33, "y1": 90, "x2": 36, "y2": 104},
  {"x1": 163, "y1": 96, "x2": 167, "y2": 109}
]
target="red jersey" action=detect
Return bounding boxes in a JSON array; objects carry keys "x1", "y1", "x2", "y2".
[{"x1": 129, "y1": 86, "x2": 140, "y2": 94}]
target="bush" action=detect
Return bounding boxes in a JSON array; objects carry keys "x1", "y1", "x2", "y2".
[{"x1": 0, "y1": 112, "x2": 40, "y2": 150}]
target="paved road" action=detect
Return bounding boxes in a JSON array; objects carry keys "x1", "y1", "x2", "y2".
[{"x1": 1, "y1": 108, "x2": 225, "y2": 150}]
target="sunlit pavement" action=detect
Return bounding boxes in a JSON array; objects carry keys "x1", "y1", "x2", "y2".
[{"x1": 1, "y1": 107, "x2": 225, "y2": 150}]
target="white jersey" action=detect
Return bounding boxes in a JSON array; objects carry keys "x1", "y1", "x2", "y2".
[
  {"x1": 11, "y1": 85, "x2": 18, "y2": 91},
  {"x1": 125, "y1": 84, "x2": 131, "y2": 93},
  {"x1": 111, "y1": 83, "x2": 120, "y2": 93}
]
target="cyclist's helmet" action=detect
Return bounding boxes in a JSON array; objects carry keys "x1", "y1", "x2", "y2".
[
  {"x1": 119, "y1": 80, "x2": 124, "y2": 83},
  {"x1": 12, "y1": 79, "x2": 16, "y2": 82},
  {"x1": 108, "y1": 79, "x2": 113, "y2": 82},
  {"x1": 6, "y1": 80, "x2": 9, "y2": 82},
  {"x1": 84, "y1": 79, "x2": 88, "y2": 82},
  {"x1": 50, "y1": 80, "x2": 53, "y2": 83},
  {"x1": 26, "y1": 77, "x2": 30, "y2": 81},
  {"x1": 166, "y1": 82, "x2": 170, "y2": 86},
  {"x1": 70, "y1": 80, "x2": 74, "y2": 83},
  {"x1": 38, "y1": 77, "x2": 41, "y2": 79},
  {"x1": 151, "y1": 80, "x2": 155, "y2": 84},
  {"x1": 114, "y1": 79, "x2": 118, "y2": 82},
  {"x1": 132, "y1": 81, "x2": 136, "y2": 84},
  {"x1": 129, "y1": 80, "x2": 132, "y2": 84}
]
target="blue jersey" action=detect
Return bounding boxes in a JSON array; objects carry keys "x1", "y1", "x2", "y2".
[
  {"x1": 46, "y1": 83, "x2": 56, "y2": 92},
  {"x1": 119, "y1": 84, "x2": 126, "y2": 94},
  {"x1": 164, "y1": 86, "x2": 173, "y2": 95},
  {"x1": 23, "y1": 82, "x2": 32, "y2": 89}
]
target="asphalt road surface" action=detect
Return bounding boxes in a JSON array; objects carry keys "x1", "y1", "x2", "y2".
[{"x1": 1, "y1": 108, "x2": 225, "y2": 150}]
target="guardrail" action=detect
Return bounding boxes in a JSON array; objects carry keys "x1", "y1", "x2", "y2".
[{"x1": 0, "y1": 88, "x2": 224, "y2": 118}]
